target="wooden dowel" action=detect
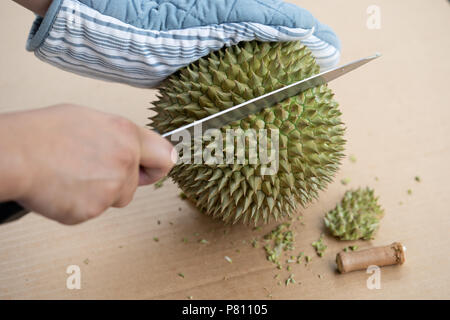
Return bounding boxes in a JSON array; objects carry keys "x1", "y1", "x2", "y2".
[{"x1": 336, "y1": 242, "x2": 406, "y2": 273}]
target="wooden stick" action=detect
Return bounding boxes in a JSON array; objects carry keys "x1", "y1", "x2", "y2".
[{"x1": 336, "y1": 242, "x2": 406, "y2": 273}]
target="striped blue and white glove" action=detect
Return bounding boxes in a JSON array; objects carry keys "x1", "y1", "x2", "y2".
[{"x1": 26, "y1": 0, "x2": 341, "y2": 88}]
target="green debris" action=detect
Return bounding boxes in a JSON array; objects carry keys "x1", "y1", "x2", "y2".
[
  {"x1": 305, "y1": 256, "x2": 312, "y2": 263},
  {"x1": 187, "y1": 296, "x2": 193, "y2": 300},
  {"x1": 343, "y1": 245, "x2": 358, "y2": 252},
  {"x1": 340, "y1": 178, "x2": 351, "y2": 186},
  {"x1": 286, "y1": 255, "x2": 296, "y2": 263},
  {"x1": 263, "y1": 223, "x2": 294, "y2": 267},
  {"x1": 83, "y1": 258, "x2": 89, "y2": 265},
  {"x1": 324, "y1": 187, "x2": 384, "y2": 240},
  {"x1": 153, "y1": 237, "x2": 159, "y2": 242},
  {"x1": 182, "y1": 237, "x2": 188, "y2": 243},
  {"x1": 287, "y1": 265, "x2": 292, "y2": 271},
  {"x1": 349, "y1": 155, "x2": 357, "y2": 163},
  {"x1": 407, "y1": 189, "x2": 412, "y2": 195},
  {"x1": 296, "y1": 252, "x2": 304, "y2": 264},
  {"x1": 179, "y1": 192, "x2": 187, "y2": 200},
  {"x1": 312, "y1": 234, "x2": 327, "y2": 257},
  {"x1": 285, "y1": 274, "x2": 296, "y2": 286},
  {"x1": 178, "y1": 273, "x2": 185, "y2": 278},
  {"x1": 193, "y1": 232, "x2": 200, "y2": 237},
  {"x1": 224, "y1": 256, "x2": 233, "y2": 263},
  {"x1": 199, "y1": 239, "x2": 209, "y2": 244},
  {"x1": 414, "y1": 176, "x2": 421, "y2": 182},
  {"x1": 154, "y1": 176, "x2": 167, "y2": 189}
]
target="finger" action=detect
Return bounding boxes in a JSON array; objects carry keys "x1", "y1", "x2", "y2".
[
  {"x1": 113, "y1": 167, "x2": 140, "y2": 208},
  {"x1": 138, "y1": 127, "x2": 175, "y2": 177},
  {"x1": 138, "y1": 167, "x2": 166, "y2": 186}
]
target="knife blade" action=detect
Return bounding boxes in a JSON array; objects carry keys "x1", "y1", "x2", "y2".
[{"x1": 162, "y1": 53, "x2": 380, "y2": 141}]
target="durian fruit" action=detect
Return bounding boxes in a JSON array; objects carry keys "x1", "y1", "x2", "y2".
[
  {"x1": 324, "y1": 187, "x2": 384, "y2": 240},
  {"x1": 151, "y1": 41, "x2": 345, "y2": 224}
]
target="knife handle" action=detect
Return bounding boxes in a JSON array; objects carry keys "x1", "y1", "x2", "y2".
[{"x1": 0, "y1": 201, "x2": 30, "y2": 224}]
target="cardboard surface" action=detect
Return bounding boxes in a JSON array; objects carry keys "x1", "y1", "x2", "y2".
[{"x1": 0, "y1": 0, "x2": 449, "y2": 299}]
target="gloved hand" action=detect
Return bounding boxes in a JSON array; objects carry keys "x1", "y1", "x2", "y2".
[{"x1": 26, "y1": 0, "x2": 340, "y2": 88}]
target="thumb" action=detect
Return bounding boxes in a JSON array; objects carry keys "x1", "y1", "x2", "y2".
[{"x1": 138, "y1": 127, "x2": 176, "y2": 186}]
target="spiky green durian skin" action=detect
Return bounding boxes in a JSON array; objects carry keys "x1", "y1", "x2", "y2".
[
  {"x1": 151, "y1": 41, "x2": 345, "y2": 225},
  {"x1": 324, "y1": 187, "x2": 384, "y2": 240}
]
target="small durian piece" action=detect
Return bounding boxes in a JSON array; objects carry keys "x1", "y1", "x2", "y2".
[
  {"x1": 312, "y1": 234, "x2": 327, "y2": 257},
  {"x1": 324, "y1": 187, "x2": 384, "y2": 240}
]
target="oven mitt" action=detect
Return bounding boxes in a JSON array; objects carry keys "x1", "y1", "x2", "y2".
[{"x1": 26, "y1": 0, "x2": 341, "y2": 88}]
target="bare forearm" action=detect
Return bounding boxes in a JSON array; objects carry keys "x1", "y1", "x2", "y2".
[{"x1": 13, "y1": 0, "x2": 53, "y2": 16}]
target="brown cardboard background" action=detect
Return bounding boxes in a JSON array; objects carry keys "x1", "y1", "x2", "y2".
[{"x1": 0, "y1": 0, "x2": 449, "y2": 299}]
